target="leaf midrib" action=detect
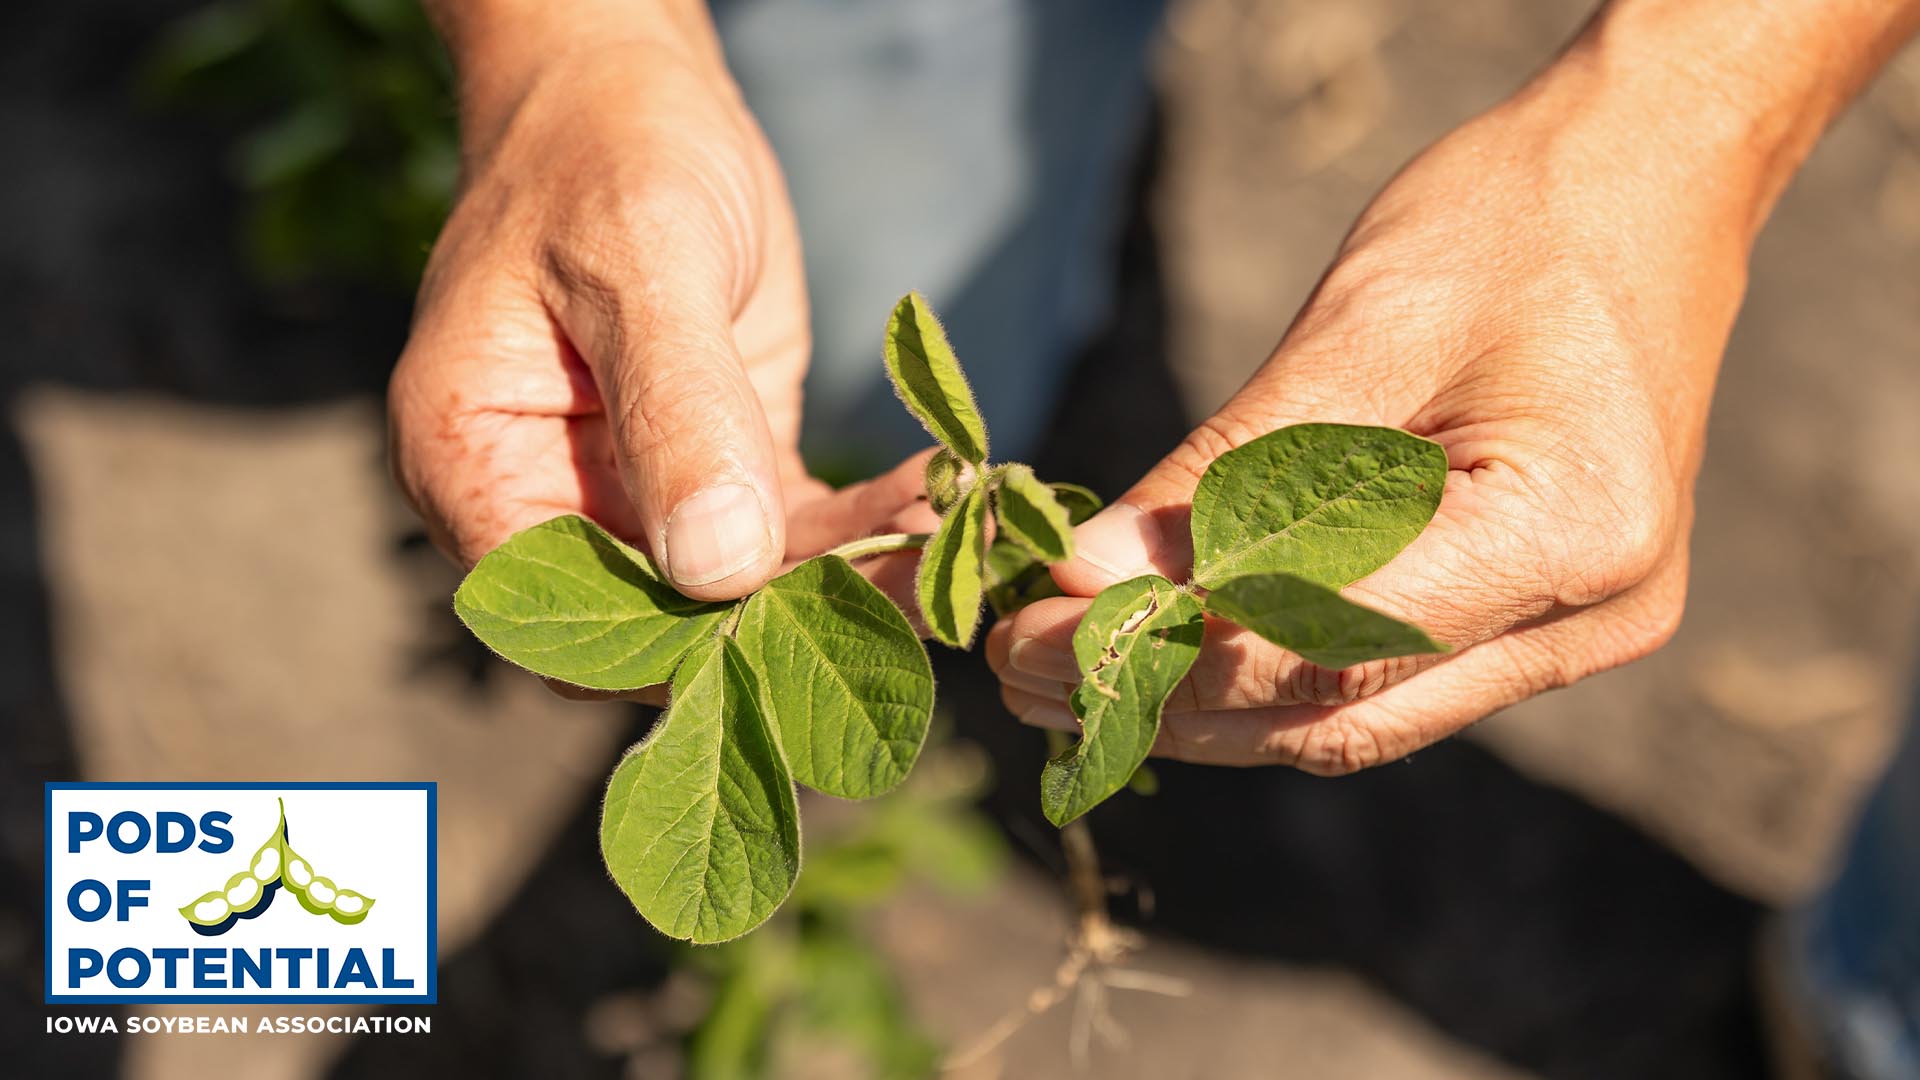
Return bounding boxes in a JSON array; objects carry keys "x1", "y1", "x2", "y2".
[{"x1": 1198, "y1": 457, "x2": 1427, "y2": 584}]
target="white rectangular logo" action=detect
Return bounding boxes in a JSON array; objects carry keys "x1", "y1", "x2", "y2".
[{"x1": 45, "y1": 782, "x2": 437, "y2": 1004}]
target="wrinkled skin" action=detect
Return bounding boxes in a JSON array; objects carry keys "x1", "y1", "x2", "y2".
[
  {"x1": 990, "y1": 45, "x2": 1776, "y2": 772},
  {"x1": 992, "y1": 0, "x2": 1920, "y2": 771},
  {"x1": 391, "y1": 37, "x2": 934, "y2": 704}
]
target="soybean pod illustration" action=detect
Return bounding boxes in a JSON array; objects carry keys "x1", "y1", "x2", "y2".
[
  {"x1": 177, "y1": 798, "x2": 374, "y2": 932},
  {"x1": 282, "y1": 837, "x2": 375, "y2": 925}
]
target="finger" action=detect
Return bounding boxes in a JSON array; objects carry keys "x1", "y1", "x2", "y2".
[
  {"x1": 1000, "y1": 685, "x2": 1078, "y2": 733},
  {"x1": 391, "y1": 275, "x2": 643, "y2": 568},
  {"x1": 784, "y1": 448, "x2": 943, "y2": 558},
  {"x1": 1142, "y1": 557, "x2": 1684, "y2": 770},
  {"x1": 543, "y1": 230, "x2": 785, "y2": 601}
]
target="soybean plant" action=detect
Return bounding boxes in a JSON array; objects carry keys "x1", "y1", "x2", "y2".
[{"x1": 452, "y1": 293, "x2": 1448, "y2": 943}]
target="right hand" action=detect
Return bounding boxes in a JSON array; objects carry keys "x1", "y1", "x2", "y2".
[{"x1": 393, "y1": 24, "x2": 927, "y2": 604}]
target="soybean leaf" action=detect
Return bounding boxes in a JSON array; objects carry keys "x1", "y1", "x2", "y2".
[
  {"x1": 916, "y1": 481, "x2": 990, "y2": 648},
  {"x1": 984, "y1": 481, "x2": 1100, "y2": 617},
  {"x1": 993, "y1": 464, "x2": 1075, "y2": 562},
  {"x1": 1189, "y1": 424, "x2": 1447, "y2": 589},
  {"x1": 600, "y1": 636, "x2": 800, "y2": 944},
  {"x1": 735, "y1": 556, "x2": 935, "y2": 799},
  {"x1": 984, "y1": 539, "x2": 1061, "y2": 617},
  {"x1": 454, "y1": 515, "x2": 730, "y2": 690},
  {"x1": 883, "y1": 292, "x2": 988, "y2": 463},
  {"x1": 1040, "y1": 576, "x2": 1203, "y2": 826},
  {"x1": 1205, "y1": 573, "x2": 1447, "y2": 669},
  {"x1": 1048, "y1": 483, "x2": 1104, "y2": 524}
]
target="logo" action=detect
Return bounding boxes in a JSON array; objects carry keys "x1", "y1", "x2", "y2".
[{"x1": 45, "y1": 782, "x2": 436, "y2": 1005}]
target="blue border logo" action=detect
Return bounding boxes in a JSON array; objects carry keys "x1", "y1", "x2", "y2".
[{"x1": 45, "y1": 782, "x2": 438, "y2": 1005}]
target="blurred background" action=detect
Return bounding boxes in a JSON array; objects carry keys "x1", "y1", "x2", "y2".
[{"x1": 4, "y1": 0, "x2": 1919, "y2": 1077}]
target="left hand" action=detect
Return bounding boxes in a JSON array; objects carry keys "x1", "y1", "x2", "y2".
[{"x1": 987, "y1": 53, "x2": 1767, "y2": 773}]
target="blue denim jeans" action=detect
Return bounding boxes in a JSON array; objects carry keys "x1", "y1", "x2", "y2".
[
  {"x1": 1795, "y1": 692, "x2": 1920, "y2": 1078},
  {"x1": 711, "y1": 0, "x2": 1168, "y2": 463}
]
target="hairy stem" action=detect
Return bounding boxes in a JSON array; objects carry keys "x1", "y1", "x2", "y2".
[{"x1": 823, "y1": 532, "x2": 930, "y2": 562}]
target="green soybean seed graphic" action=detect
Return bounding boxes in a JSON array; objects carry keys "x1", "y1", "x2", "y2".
[{"x1": 178, "y1": 799, "x2": 375, "y2": 929}]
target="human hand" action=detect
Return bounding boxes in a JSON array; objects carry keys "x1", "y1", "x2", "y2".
[
  {"x1": 392, "y1": 6, "x2": 931, "y2": 611},
  {"x1": 987, "y1": 30, "x2": 1804, "y2": 772}
]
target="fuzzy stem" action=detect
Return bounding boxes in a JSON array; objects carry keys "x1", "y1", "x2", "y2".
[{"x1": 822, "y1": 532, "x2": 931, "y2": 562}]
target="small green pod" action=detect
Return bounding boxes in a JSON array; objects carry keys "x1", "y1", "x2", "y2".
[
  {"x1": 179, "y1": 889, "x2": 231, "y2": 927},
  {"x1": 327, "y1": 890, "x2": 375, "y2": 925}
]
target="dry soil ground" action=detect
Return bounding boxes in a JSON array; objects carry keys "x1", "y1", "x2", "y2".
[{"x1": 4, "y1": 1, "x2": 1919, "y2": 1078}]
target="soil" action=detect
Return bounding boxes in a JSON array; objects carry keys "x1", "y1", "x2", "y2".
[{"x1": 3, "y1": 1, "x2": 1918, "y2": 1078}]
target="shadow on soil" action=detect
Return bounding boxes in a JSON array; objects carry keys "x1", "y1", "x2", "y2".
[{"x1": 3, "y1": 2, "x2": 1763, "y2": 1077}]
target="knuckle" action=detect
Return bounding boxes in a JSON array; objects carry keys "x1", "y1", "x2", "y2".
[
  {"x1": 1528, "y1": 439, "x2": 1678, "y2": 607},
  {"x1": 1285, "y1": 660, "x2": 1385, "y2": 707},
  {"x1": 1291, "y1": 719, "x2": 1387, "y2": 777}
]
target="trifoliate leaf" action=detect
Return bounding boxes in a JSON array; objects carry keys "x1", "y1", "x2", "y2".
[
  {"x1": 735, "y1": 556, "x2": 934, "y2": 799},
  {"x1": 1189, "y1": 424, "x2": 1446, "y2": 589},
  {"x1": 1204, "y1": 573, "x2": 1447, "y2": 669},
  {"x1": 454, "y1": 515, "x2": 730, "y2": 690},
  {"x1": 600, "y1": 636, "x2": 799, "y2": 944}
]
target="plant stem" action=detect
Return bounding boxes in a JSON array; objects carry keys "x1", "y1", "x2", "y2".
[{"x1": 822, "y1": 532, "x2": 930, "y2": 562}]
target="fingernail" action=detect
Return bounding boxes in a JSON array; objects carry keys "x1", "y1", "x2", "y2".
[
  {"x1": 662, "y1": 483, "x2": 772, "y2": 587},
  {"x1": 1009, "y1": 638, "x2": 1080, "y2": 682},
  {"x1": 1072, "y1": 504, "x2": 1161, "y2": 585},
  {"x1": 1018, "y1": 704, "x2": 1079, "y2": 733}
]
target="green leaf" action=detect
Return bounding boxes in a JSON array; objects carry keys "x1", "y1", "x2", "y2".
[
  {"x1": 1188, "y1": 424, "x2": 1447, "y2": 589},
  {"x1": 735, "y1": 556, "x2": 935, "y2": 799},
  {"x1": 1205, "y1": 573, "x2": 1447, "y2": 669},
  {"x1": 600, "y1": 636, "x2": 800, "y2": 944},
  {"x1": 993, "y1": 464, "x2": 1075, "y2": 562},
  {"x1": 916, "y1": 482, "x2": 990, "y2": 648},
  {"x1": 1048, "y1": 483, "x2": 1104, "y2": 524},
  {"x1": 1040, "y1": 576, "x2": 1204, "y2": 826},
  {"x1": 883, "y1": 292, "x2": 988, "y2": 463},
  {"x1": 454, "y1": 515, "x2": 731, "y2": 691},
  {"x1": 983, "y1": 539, "x2": 1062, "y2": 617},
  {"x1": 982, "y1": 479, "x2": 1099, "y2": 617}
]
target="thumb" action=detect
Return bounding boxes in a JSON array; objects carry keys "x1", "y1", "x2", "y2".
[
  {"x1": 1053, "y1": 394, "x2": 1393, "y2": 596},
  {"x1": 548, "y1": 248, "x2": 785, "y2": 601}
]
